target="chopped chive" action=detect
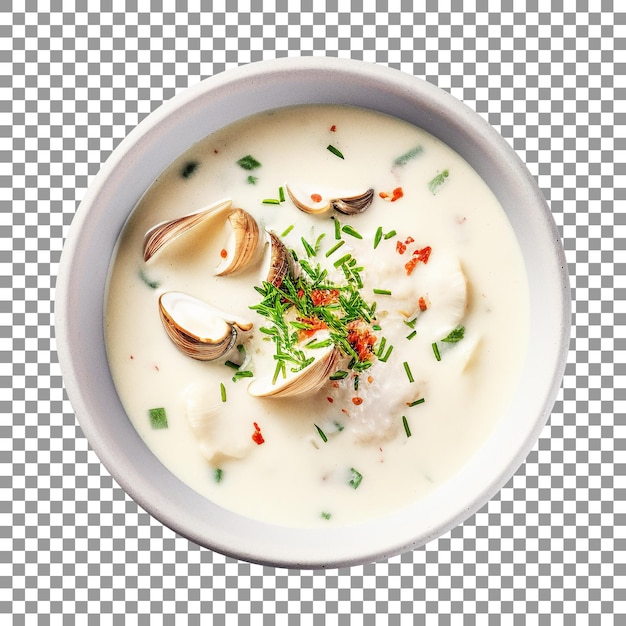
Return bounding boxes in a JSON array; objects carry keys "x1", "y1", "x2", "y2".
[
  {"x1": 333, "y1": 253, "x2": 352, "y2": 268},
  {"x1": 281, "y1": 224, "x2": 294, "y2": 237},
  {"x1": 224, "y1": 360, "x2": 240, "y2": 370},
  {"x1": 394, "y1": 145, "x2": 424, "y2": 166},
  {"x1": 148, "y1": 407, "x2": 168, "y2": 430},
  {"x1": 406, "y1": 330, "x2": 417, "y2": 340},
  {"x1": 272, "y1": 360, "x2": 283, "y2": 385},
  {"x1": 403, "y1": 361, "x2": 415, "y2": 383},
  {"x1": 330, "y1": 370, "x2": 348, "y2": 380},
  {"x1": 334, "y1": 217, "x2": 342, "y2": 239},
  {"x1": 428, "y1": 169, "x2": 450, "y2": 194},
  {"x1": 321, "y1": 511, "x2": 332, "y2": 520},
  {"x1": 342, "y1": 224, "x2": 363, "y2": 240},
  {"x1": 334, "y1": 421, "x2": 344, "y2": 432},
  {"x1": 213, "y1": 468, "x2": 224, "y2": 483},
  {"x1": 237, "y1": 154, "x2": 261, "y2": 170},
  {"x1": 279, "y1": 186, "x2": 285, "y2": 202},
  {"x1": 374, "y1": 226, "x2": 383, "y2": 249},
  {"x1": 247, "y1": 175, "x2": 258, "y2": 185},
  {"x1": 314, "y1": 233, "x2": 326, "y2": 253},
  {"x1": 325, "y1": 239, "x2": 345, "y2": 258},
  {"x1": 441, "y1": 326, "x2": 465, "y2": 343},
  {"x1": 220, "y1": 382, "x2": 227, "y2": 402},
  {"x1": 327, "y1": 144, "x2": 344, "y2": 159},
  {"x1": 379, "y1": 344, "x2": 394, "y2": 363},
  {"x1": 301, "y1": 237, "x2": 317, "y2": 257},
  {"x1": 402, "y1": 415, "x2": 412, "y2": 438},
  {"x1": 232, "y1": 370, "x2": 254, "y2": 382},
  {"x1": 306, "y1": 338, "x2": 333, "y2": 349},
  {"x1": 383, "y1": 230, "x2": 397, "y2": 240},
  {"x1": 373, "y1": 288, "x2": 392, "y2": 296},
  {"x1": 432, "y1": 342, "x2": 441, "y2": 361},
  {"x1": 353, "y1": 376, "x2": 359, "y2": 391},
  {"x1": 376, "y1": 336, "x2": 387, "y2": 358},
  {"x1": 408, "y1": 397, "x2": 425, "y2": 407},
  {"x1": 262, "y1": 198, "x2": 281, "y2": 205},
  {"x1": 349, "y1": 467, "x2": 363, "y2": 489},
  {"x1": 314, "y1": 424, "x2": 328, "y2": 443},
  {"x1": 404, "y1": 317, "x2": 417, "y2": 329},
  {"x1": 372, "y1": 324, "x2": 382, "y2": 331}
]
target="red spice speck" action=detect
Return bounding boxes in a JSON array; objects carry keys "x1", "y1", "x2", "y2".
[
  {"x1": 352, "y1": 397, "x2": 363, "y2": 405},
  {"x1": 154, "y1": 365, "x2": 160, "y2": 371},
  {"x1": 252, "y1": 422, "x2": 265, "y2": 445},
  {"x1": 396, "y1": 241, "x2": 407, "y2": 254},
  {"x1": 379, "y1": 191, "x2": 389, "y2": 200},
  {"x1": 405, "y1": 246, "x2": 432, "y2": 275},
  {"x1": 341, "y1": 408, "x2": 348, "y2": 414},
  {"x1": 220, "y1": 248, "x2": 228, "y2": 258},
  {"x1": 310, "y1": 289, "x2": 339, "y2": 307},
  {"x1": 130, "y1": 355, "x2": 134, "y2": 360},
  {"x1": 391, "y1": 187, "x2": 404, "y2": 202},
  {"x1": 367, "y1": 375, "x2": 374, "y2": 384},
  {"x1": 405, "y1": 236, "x2": 414, "y2": 245},
  {"x1": 346, "y1": 320, "x2": 376, "y2": 362},
  {"x1": 327, "y1": 397, "x2": 334, "y2": 403},
  {"x1": 297, "y1": 315, "x2": 328, "y2": 341},
  {"x1": 311, "y1": 193, "x2": 323, "y2": 203},
  {"x1": 418, "y1": 296, "x2": 428, "y2": 311},
  {"x1": 330, "y1": 125, "x2": 337, "y2": 132}
]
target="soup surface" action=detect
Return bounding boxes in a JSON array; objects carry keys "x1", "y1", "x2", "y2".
[{"x1": 105, "y1": 105, "x2": 529, "y2": 527}]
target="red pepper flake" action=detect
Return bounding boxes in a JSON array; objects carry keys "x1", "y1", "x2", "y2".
[
  {"x1": 330, "y1": 125, "x2": 337, "y2": 132},
  {"x1": 396, "y1": 241, "x2": 407, "y2": 254},
  {"x1": 405, "y1": 246, "x2": 433, "y2": 275},
  {"x1": 310, "y1": 289, "x2": 339, "y2": 307},
  {"x1": 327, "y1": 397, "x2": 334, "y2": 403},
  {"x1": 297, "y1": 288, "x2": 305, "y2": 299},
  {"x1": 346, "y1": 320, "x2": 376, "y2": 362},
  {"x1": 311, "y1": 193, "x2": 323, "y2": 203},
  {"x1": 341, "y1": 408, "x2": 348, "y2": 414},
  {"x1": 391, "y1": 187, "x2": 404, "y2": 201},
  {"x1": 252, "y1": 422, "x2": 265, "y2": 445},
  {"x1": 297, "y1": 316, "x2": 328, "y2": 341},
  {"x1": 130, "y1": 355, "x2": 134, "y2": 360},
  {"x1": 154, "y1": 365, "x2": 160, "y2": 371},
  {"x1": 405, "y1": 236, "x2": 414, "y2": 244},
  {"x1": 220, "y1": 248, "x2": 228, "y2": 258},
  {"x1": 367, "y1": 375, "x2": 374, "y2": 384},
  {"x1": 379, "y1": 191, "x2": 389, "y2": 200},
  {"x1": 352, "y1": 397, "x2": 363, "y2": 405},
  {"x1": 418, "y1": 296, "x2": 428, "y2": 311}
]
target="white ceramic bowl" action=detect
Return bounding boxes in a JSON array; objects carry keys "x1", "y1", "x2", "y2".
[{"x1": 56, "y1": 57, "x2": 570, "y2": 568}]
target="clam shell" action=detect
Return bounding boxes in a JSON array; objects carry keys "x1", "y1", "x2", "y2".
[
  {"x1": 159, "y1": 291, "x2": 252, "y2": 361},
  {"x1": 247, "y1": 345, "x2": 342, "y2": 398},
  {"x1": 143, "y1": 198, "x2": 233, "y2": 262},
  {"x1": 266, "y1": 231, "x2": 296, "y2": 288},
  {"x1": 215, "y1": 208, "x2": 265, "y2": 276},
  {"x1": 286, "y1": 184, "x2": 374, "y2": 216}
]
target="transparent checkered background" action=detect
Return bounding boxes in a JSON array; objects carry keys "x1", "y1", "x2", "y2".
[{"x1": 2, "y1": 2, "x2": 624, "y2": 622}]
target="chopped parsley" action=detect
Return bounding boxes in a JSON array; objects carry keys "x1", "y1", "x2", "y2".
[
  {"x1": 237, "y1": 154, "x2": 262, "y2": 170},
  {"x1": 180, "y1": 160, "x2": 199, "y2": 179},
  {"x1": 428, "y1": 169, "x2": 449, "y2": 194},
  {"x1": 327, "y1": 144, "x2": 344, "y2": 159},
  {"x1": 349, "y1": 467, "x2": 363, "y2": 489},
  {"x1": 441, "y1": 326, "x2": 465, "y2": 343},
  {"x1": 148, "y1": 407, "x2": 168, "y2": 430},
  {"x1": 138, "y1": 269, "x2": 159, "y2": 290},
  {"x1": 314, "y1": 424, "x2": 328, "y2": 443},
  {"x1": 394, "y1": 145, "x2": 424, "y2": 167},
  {"x1": 213, "y1": 468, "x2": 224, "y2": 483}
]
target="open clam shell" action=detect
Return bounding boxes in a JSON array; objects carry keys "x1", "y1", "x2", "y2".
[
  {"x1": 215, "y1": 208, "x2": 265, "y2": 276},
  {"x1": 286, "y1": 184, "x2": 374, "y2": 216},
  {"x1": 247, "y1": 343, "x2": 342, "y2": 398},
  {"x1": 159, "y1": 291, "x2": 253, "y2": 361},
  {"x1": 143, "y1": 198, "x2": 233, "y2": 262},
  {"x1": 265, "y1": 231, "x2": 296, "y2": 288}
]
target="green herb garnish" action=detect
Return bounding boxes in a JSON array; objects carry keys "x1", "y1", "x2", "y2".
[
  {"x1": 281, "y1": 224, "x2": 294, "y2": 237},
  {"x1": 428, "y1": 169, "x2": 449, "y2": 194},
  {"x1": 349, "y1": 467, "x2": 363, "y2": 489},
  {"x1": 262, "y1": 198, "x2": 281, "y2": 205},
  {"x1": 333, "y1": 216, "x2": 341, "y2": 240},
  {"x1": 314, "y1": 424, "x2": 328, "y2": 443},
  {"x1": 224, "y1": 360, "x2": 240, "y2": 370},
  {"x1": 138, "y1": 269, "x2": 159, "y2": 290},
  {"x1": 214, "y1": 468, "x2": 223, "y2": 483},
  {"x1": 279, "y1": 186, "x2": 285, "y2": 202},
  {"x1": 148, "y1": 407, "x2": 168, "y2": 430},
  {"x1": 301, "y1": 237, "x2": 317, "y2": 258},
  {"x1": 403, "y1": 361, "x2": 414, "y2": 383},
  {"x1": 325, "y1": 240, "x2": 345, "y2": 258},
  {"x1": 327, "y1": 144, "x2": 344, "y2": 159},
  {"x1": 394, "y1": 145, "x2": 424, "y2": 167},
  {"x1": 342, "y1": 224, "x2": 363, "y2": 240},
  {"x1": 321, "y1": 511, "x2": 332, "y2": 520},
  {"x1": 432, "y1": 342, "x2": 441, "y2": 361},
  {"x1": 373, "y1": 288, "x2": 391, "y2": 296},
  {"x1": 237, "y1": 154, "x2": 261, "y2": 170},
  {"x1": 406, "y1": 330, "x2": 417, "y2": 340},
  {"x1": 232, "y1": 370, "x2": 254, "y2": 382},
  {"x1": 247, "y1": 175, "x2": 258, "y2": 185},
  {"x1": 180, "y1": 160, "x2": 199, "y2": 179},
  {"x1": 220, "y1": 382, "x2": 227, "y2": 402},
  {"x1": 441, "y1": 326, "x2": 465, "y2": 343},
  {"x1": 402, "y1": 415, "x2": 412, "y2": 438},
  {"x1": 383, "y1": 230, "x2": 397, "y2": 240},
  {"x1": 379, "y1": 344, "x2": 394, "y2": 363},
  {"x1": 330, "y1": 370, "x2": 348, "y2": 380},
  {"x1": 408, "y1": 398, "x2": 425, "y2": 407},
  {"x1": 404, "y1": 317, "x2": 417, "y2": 329},
  {"x1": 374, "y1": 226, "x2": 383, "y2": 249}
]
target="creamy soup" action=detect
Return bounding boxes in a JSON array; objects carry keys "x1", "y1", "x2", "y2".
[{"x1": 105, "y1": 105, "x2": 529, "y2": 528}]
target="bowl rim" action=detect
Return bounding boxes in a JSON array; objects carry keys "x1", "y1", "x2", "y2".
[{"x1": 55, "y1": 56, "x2": 571, "y2": 569}]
